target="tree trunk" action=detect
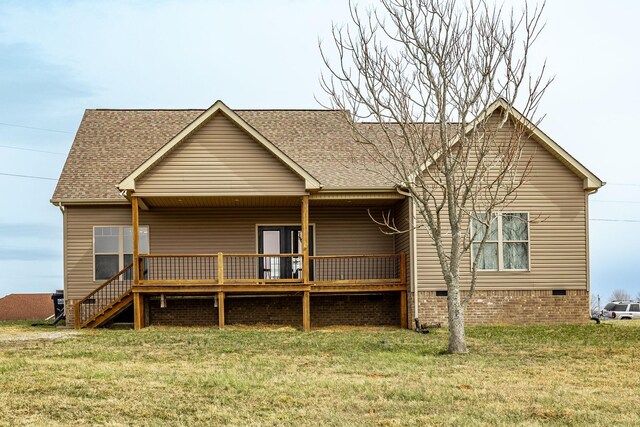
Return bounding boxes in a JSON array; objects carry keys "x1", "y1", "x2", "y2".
[{"x1": 447, "y1": 278, "x2": 468, "y2": 354}]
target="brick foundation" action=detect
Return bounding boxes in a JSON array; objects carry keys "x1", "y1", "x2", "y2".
[
  {"x1": 311, "y1": 294, "x2": 400, "y2": 327},
  {"x1": 226, "y1": 295, "x2": 303, "y2": 327},
  {"x1": 147, "y1": 297, "x2": 218, "y2": 327},
  {"x1": 65, "y1": 299, "x2": 76, "y2": 327},
  {"x1": 143, "y1": 293, "x2": 402, "y2": 328},
  {"x1": 71, "y1": 290, "x2": 588, "y2": 328},
  {"x1": 409, "y1": 289, "x2": 590, "y2": 326}
]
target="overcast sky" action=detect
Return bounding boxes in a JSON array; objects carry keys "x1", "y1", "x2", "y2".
[{"x1": 0, "y1": 0, "x2": 638, "y2": 302}]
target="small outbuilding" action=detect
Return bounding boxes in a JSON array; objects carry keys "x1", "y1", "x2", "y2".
[{"x1": 0, "y1": 293, "x2": 54, "y2": 321}]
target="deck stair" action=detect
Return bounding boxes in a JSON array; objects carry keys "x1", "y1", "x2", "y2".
[{"x1": 76, "y1": 264, "x2": 134, "y2": 329}]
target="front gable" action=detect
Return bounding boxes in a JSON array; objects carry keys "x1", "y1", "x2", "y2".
[{"x1": 119, "y1": 101, "x2": 321, "y2": 196}]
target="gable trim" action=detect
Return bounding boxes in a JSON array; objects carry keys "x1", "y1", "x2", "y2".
[
  {"x1": 409, "y1": 99, "x2": 604, "y2": 191},
  {"x1": 118, "y1": 100, "x2": 322, "y2": 192}
]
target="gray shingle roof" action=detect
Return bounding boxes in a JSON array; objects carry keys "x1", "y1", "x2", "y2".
[{"x1": 52, "y1": 108, "x2": 396, "y2": 201}]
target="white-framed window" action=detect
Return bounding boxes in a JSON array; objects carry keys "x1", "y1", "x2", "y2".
[
  {"x1": 94, "y1": 226, "x2": 149, "y2": 280},
  {"x1": 471, "y1": 213, "x2": 529, "y2": 271}
]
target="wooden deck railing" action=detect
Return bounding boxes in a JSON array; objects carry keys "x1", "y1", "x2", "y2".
[
  {"x1": 75, "y1": 263, "x2": 133, "y2": 328},
  {"x1": 223, "y1": 254, "x2": 302, "y2": 283},
  {"x1": 137, "y1": 253, "x2": 405, "y2": 286},
  {"x1": 309, "y1": 254, "x2": 404, "y2": 284},
  {"x1": 143, "y1": 255, "x2": 218, "y2": 282},
  {"x1": 140, "y1": 253, "x2": 304, "y2": 284}
]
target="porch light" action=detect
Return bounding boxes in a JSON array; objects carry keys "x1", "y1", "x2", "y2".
[{"x1": 160, "y1": 294, "x2": 167, "y2": 309}]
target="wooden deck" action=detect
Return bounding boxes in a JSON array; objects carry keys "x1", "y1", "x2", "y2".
[{"x1": 76, "y1": 252, "x2": 407, "y2": 330}]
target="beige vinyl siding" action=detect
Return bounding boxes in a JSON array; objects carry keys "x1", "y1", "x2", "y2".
[
  {"x1": 64, "y1": 205, "x2": 394, "y2": 299},
  {"x1": 66, "y1": 207, "x2": 130, "y2": 300},
  {"x1": 393, "y1": 198, "x2": 411, "y2": 286},
  {"x1": 313, "y1": 207, "x2": 395, "y2": 256},
  {"x1": 135, "y1": 113, "x2": 306, "y2": 196},
  {"x1": 415, "y1": 122, "x2": 588, "y2": 291},
  {"x1": 144, "y1": 196, "x2": 301, "y2": 208}
]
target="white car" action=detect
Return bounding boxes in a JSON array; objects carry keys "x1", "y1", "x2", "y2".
[{"x1": 602, "y1": 301, "x2": 640, "y2": 320}]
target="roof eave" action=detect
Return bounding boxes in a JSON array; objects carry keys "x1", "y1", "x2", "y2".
[
  {"x1": 50, "y1": 198, "x2": 129, "y2": 206},
  {"x1": 585, "y1": 178, "x2": 605, "y2": 191}
]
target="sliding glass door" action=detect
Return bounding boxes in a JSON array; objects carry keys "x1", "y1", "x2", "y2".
[{"x1": 257, "y1": 225, "x2": 314, "y2": 280}]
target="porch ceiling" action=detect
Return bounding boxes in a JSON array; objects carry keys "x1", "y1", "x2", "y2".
[{"x1": 140, "y1": 192, "x2": 405, "y2": 208}]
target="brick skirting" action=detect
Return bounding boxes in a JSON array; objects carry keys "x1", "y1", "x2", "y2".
[
  {"x1": 65, "y1": 299, "x2": 77, "y2": 327},
  {"x1": 69, "y1": 289, "x2": 586, "y2": 328},
  {"x1": 408, "y1": 289, "x2": 590, "y2": 326},
  {"x1": 226, "y1": 295, "x2": 303, "y2": 327},
  {"x1": 311, "y1": 294, "x2": 400, "y2": 327},
  {"x1": 142, "y1": 293, "x2": 401, "y2": 328},
  {"x1": 148, "y1": 297, "x2": 218, "y2": 327}
]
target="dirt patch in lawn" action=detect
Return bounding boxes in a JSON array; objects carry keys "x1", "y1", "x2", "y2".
[
  {"x1": 0, "y1": 330, "x2": 81, "y2": 341},
  {"x1": 0, "y1": 323, "x2": 81, "y2": 343}
]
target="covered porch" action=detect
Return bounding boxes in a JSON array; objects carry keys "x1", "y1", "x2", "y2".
[{"x1": 75, "y1": 193, "x2": 408, "y2": 330}]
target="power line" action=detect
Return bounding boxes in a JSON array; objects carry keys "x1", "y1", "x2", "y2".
[
  {"x1": 0, "y1": 144, "x2": 66, "y2": 155},
  {"x1": 0, "y1": 122, "x2": 73, "y2": 134},
  {"x1": 606, "y1": 183, "x2": 640, "y2": 188},
  {"x1": 0, "y1": 172, "x2": 57, "y2": 181},
  {"x1": 592, "y1": 200, "x2": 640, "y2": 205},
  {"x1": 591, "y1": 218, "x2": 640, "y2": 223}
]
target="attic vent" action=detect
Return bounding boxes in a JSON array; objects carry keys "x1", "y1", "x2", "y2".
[
  {"x1": 435, "y1": 290, "x2": 448, "y2": 297},
  {"x1": 552, "y1": 289, "x2": 567, "y2": 296}
]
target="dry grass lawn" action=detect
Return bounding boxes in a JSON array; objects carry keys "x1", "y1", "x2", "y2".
[{"x1": 0, "y1": 321, "x2": 639, "y2": 426}]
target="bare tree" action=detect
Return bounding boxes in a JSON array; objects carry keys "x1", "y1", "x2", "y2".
[
  {"x1": 320, "y1": 0, "x2": 550, "y2": 353},
  {"x1": 610, "y1": 289, "x2": 631, "y2": 301}
]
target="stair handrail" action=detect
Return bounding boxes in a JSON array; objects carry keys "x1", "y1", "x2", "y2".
[{"x1": 76, "y1": 263, "x2": 134, "y2": 327}]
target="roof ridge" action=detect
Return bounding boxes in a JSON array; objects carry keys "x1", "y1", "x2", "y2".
[
  {"x1": 237, "y1": 109, "x2": 345, "y2": 112},
  {"x1": 88, "y1": 108, "x2": 345, "y2": 112},
  {"x1": 90, "y1": 109, "x2": 205, "y2": 111},
  {"x1": 3, "y1": 292, "x2": 52, "y2": 296},
  {"x1": 357, "y1": 121, "x2": 459, "y2": 124}
]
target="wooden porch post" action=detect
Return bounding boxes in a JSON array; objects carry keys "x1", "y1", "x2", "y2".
[
  {"x1": 132, "y1": 196, "x2": 140, "y2": 284},
  {"x1": 301, "y1": 195, "x2": 309, "y2": 284},
  {"x1": 217, "y1": 252, "x2": 224, "y2": 285},
  {"x1": 218, "y1": 291, "x2": 225, "y2": 329},
  {"x1": 400, "y1": 290, "x2": 408, "y2": 329},
  {"x1": 131, "y1": 196, "x2": 143, "y2": 329},
  {"x1": 133, "y1": 292, "x2": 144, "y2": 330},
  {"x1": 301, "y1": 195, "x2": 311, "y2": 331},
  {"x1": 302, "y1": 291, "x2": 311, "y2": 331},
  {"x1": 400, "y1": 252, "x2": 407, "y2": 286}
]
